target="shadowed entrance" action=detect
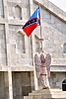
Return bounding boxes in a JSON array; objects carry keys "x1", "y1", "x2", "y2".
[{"x1": 62, "y1": 79, "x2": 66, "y2": 91}]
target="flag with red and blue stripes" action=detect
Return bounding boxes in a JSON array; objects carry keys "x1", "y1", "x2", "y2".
[{"x1": 23, "y1": 7, "x2": 40, "y2": 37}]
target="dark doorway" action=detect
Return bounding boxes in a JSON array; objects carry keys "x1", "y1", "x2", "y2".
[{"x1": 62, "y1": 79, "x2": 66, "y2": 91}]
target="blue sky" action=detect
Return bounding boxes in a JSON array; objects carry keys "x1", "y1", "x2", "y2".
[{"x1": 49, "y1": 0, "x2": 66, "y2": 12}]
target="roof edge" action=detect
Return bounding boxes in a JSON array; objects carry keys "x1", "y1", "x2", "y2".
[{"x1": 33, "y1": 0, "x2": 66, "y2": 22}]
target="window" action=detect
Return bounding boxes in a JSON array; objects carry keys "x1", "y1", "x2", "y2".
[
  {"x1": 16, "y1": 33, "x2": 25, "y2": 53},
  {"x1": 63, "y1": 43, "x2": 66, "y2": 53},
  {"x1": 15, "y1": 5, "x2": 22, "y2": 20}
]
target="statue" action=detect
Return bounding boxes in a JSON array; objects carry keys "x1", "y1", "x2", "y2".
[{"x1": 34, "y1": 50, "x2": 51, "y2": 89}]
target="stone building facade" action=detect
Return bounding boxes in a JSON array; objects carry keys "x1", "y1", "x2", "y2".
[{"x1": 0, "y1": 0, "x2": 66, "y2": 99}]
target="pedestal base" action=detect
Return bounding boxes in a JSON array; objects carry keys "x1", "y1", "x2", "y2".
[{"x1": 24, "y1": 88, "x2": 66, "y2": 99}]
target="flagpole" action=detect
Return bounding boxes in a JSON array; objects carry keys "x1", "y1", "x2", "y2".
[{"x1": 38, "y1": 3, "x2": 43, "y2": 51}]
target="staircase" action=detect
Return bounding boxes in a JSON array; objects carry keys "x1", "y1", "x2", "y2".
[{"x1": 24, "y1": 88, "x2": 66, "y2": 99}]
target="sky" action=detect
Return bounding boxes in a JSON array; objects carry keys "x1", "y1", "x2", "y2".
[
  {"x1": 38, "y1": 0, "x2": 66, "y2": 12},
  {"x1": 49, "y1": 0, "x2": 66, "y2": 12}
]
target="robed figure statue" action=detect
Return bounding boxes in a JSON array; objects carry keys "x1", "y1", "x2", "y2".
[{"x1": 34, "y1": 51, "x2": 51, "y2": 89}]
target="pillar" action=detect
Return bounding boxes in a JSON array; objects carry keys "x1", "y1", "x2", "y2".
[{"x1": 8, "y1": 70, "x2": 13, "y2": 99}]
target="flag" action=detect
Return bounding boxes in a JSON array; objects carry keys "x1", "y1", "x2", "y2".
[{"x1": 22, "y1": 7, "x2": 40, "y2": 37}]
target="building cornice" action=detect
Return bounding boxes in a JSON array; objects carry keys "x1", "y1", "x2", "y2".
[
  {"x1": 50, "y1": 65, "x2": 66, "y2": 72},
  {"x1": 33, "y1": 0, "x2": 66, "y2": 23}
]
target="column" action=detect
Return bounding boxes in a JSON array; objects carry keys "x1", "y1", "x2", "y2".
[{"x1": 8, "y1": 70, "x2": 13, "y2": 99}]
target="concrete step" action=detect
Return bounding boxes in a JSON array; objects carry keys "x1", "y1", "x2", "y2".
[
  {"x1": 29, "y1": 89, "x2": 62, "y2": 95},
  {"x1": 24, "y1": 96, "x2": 33, "y2": 99},
  {"x1": 24, "y1": 89, "x2": 66, "y2": 99},
  {"x1": 24, "y1": 95, "x2": 66, "y2": 99},
  {"x1": 29, "y1": 90, "x2": 66, "y2": 96},
  {"x1": 31, "y1": 88, "x2": 62, "y2": 93}
]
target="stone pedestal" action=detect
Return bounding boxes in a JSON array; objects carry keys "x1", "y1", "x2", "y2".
[{"x1": 24, "y1": 88, "x2": 66, "y2": 99}]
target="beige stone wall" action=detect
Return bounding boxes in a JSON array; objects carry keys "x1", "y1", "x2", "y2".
[
  {"x1": 33, "y1": 1, "x2": 66, "y2": 89},
  {"x1": 33, "y1": 2, "x2": 66, "y2": 65},
  {"x1": 0, "y1": 0, "x2": 33, "y2": 69},
  {"x1": 50, "y1": 72, "x2": 66, "y2": 89},
  {"x1": 0, "y1": 0, "x2": 4, "y2": 17},
  {"x1": 7, "y1": 0, "x2": 30, "y2": 20},
  {"x1": 0, "y1": 71, "x2": 34, "y2": 99},
  {"x1": 0, "y1": 72, "x2": 5, "y2": 99},
  {"x1": 0, "y1": 0, "x2": 34, "y2": 99},
  {"x1": 0, "y1": 25, "x2": 6, "y2": 65},
  {"x1": 0, "y1": 72, "x2": 9, "y2": 99},
  {"x1": 12, "y1": 72, "x2": 34, "y2": 99},
  {"x1": 0, "y1": 0, "x2": 66, "y2": 98}
]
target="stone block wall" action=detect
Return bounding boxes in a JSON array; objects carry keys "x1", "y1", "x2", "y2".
[
  {"x1": 33, "y1": 0, "x2": 66, "y2": 89},
  {"x1": 50, "y1": 72, "x2": 66, "y2": 89},
  {"x1": 12, "y1": 72, "x2": 34, "y2": 99},
  {"x1": 0, "y1": 72, "x2": 9, "y2": 99},
  {"x1": 0, "y1": 25, "x2": 6, "y2": 65},
  {"x1": 0, "y1": 1, "x2": 33, "y2": 98},
  {"x1": 7, "y1": 0, "x2": 30, "y2": 20},
  {"x1": 0, "y1": 0, "x2": 4, "y2": 17},
  {"x1": 0, "y1": 0, "x2": 33, "y2": 68},
  {"x1": 0, "y1": 0, "x2": 66, "y2": 98},
  {"x1": 33, "y1": 1, "x2": 66, "y2": 65}
]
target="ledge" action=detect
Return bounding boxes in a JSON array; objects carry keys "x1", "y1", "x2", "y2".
[
  {"x1": 33, "y1": 0, "x2": 66, "y2": 23},
  {"x1": 50, "y1": 65, "x2": 66, "y2": 72},
  {"x1": 0, "y1": 65, "x2": 34, "y2": 71}
]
